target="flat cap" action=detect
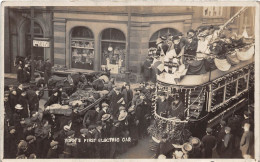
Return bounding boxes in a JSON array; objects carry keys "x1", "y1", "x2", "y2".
[
  {"x1": 88, "y1": 125, "x2": 96, "y2": 130},
  {"x1": 206, "y1": 127, "x2": 213, "y2": 133},
  {"x1": 66, "y1": 130, "x2": 75, "y2": 136},
  {"x1": 80, "y1": 128, "x2": 88, "y2": 135},
  {"x1": 225, "y1": 127, "x2": 231, "y2": 132},
  {"x1": 50, "y1": 140, "x2": 59, "y2": 147},
  {"x1": 128, "y1": 105, "x2": 135, "y2": 113},
  {"x1": 26, "y1": 135, "x2": 36, "y2": 141}
]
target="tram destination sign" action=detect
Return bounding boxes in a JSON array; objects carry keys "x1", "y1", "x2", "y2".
[{"x1": 33, "y1": 38, "x2": 50, "y2": 47}]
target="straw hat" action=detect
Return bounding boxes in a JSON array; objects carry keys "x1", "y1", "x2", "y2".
[
  {"x1": 189, "y1": 137, "x2": 201, "y2": 147},
  {"x1": 119, "y1": 106, "x2": 126, "y2": 112},
  {"x1": 101, "y1": 114, "x2": 111, "y2": 121},
  {"x1": 63, "y1": 125, "x2": 70, "y2": 131},
  {"x1": 158, "y1": 154, "x2": 166, "y2": 159},
  {"x1": 174, "y1": 150, "x2": 184, "y2": 159},
  {"x1": 15, "y1": 104, "x2": 23, "y2": 110},
  {"x1": 118, "y1": 111, "x2": 128, "y2": 121},
  {"x1": 102, "y1": 103, "x2": 109, "y2": 108},
  {"x1": 182, "y1": 143, "x2": 193, "y2": 153}
]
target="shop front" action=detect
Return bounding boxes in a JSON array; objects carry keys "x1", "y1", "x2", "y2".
[
  {"x1": 70, "y1": 26, "x2": 95, "y2": 70},
  {"x1": 101, "y1": 28, "x2": 126, "y2": 74}
]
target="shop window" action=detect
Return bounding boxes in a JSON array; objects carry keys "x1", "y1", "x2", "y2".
[
  {"x1": 71, "y1": 26, "x2": 94, "y2": 70},
  {"x1": 101, "y1": 28, "x2": 126, "y2": 74},
  {"x1": 203, "y1": 7, "x2": 223, "y2": 17},
  {"x1": 149, "y1": 28, "x2": 179, "y2": 48}
]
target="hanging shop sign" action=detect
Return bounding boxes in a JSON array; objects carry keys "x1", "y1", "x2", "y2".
[{"x1": 33, "y1": 38, "x2": 50, "y2": 47}]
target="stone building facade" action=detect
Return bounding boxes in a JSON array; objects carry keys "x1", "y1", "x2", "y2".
[{"x1": 4, "y1": 6, "x2": 255, "y2": 82}]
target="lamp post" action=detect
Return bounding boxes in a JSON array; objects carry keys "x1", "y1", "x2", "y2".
[
  {"x1": 125, "y1": 6, "x2": 131, "y2": 81},
  {"x1": 30, "y1": 7, "x2": 35, "y2": 84}
]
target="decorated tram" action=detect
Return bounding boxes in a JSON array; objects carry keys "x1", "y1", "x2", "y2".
[
  {"x1": 148, "y1": 47, "x2": 255, "y2": 157},
  {"x1": 153, "y1": 54, "x2": 253, "y2": 135},
  {"x1": 148, "y1": 7, "x2": 255, "y2": 148}
]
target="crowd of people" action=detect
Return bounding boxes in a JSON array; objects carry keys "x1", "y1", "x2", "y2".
[
  {"x1": 14, "y1": 56, "x2": 52, "y2": 86},
  {"x1": 142, "y1": 25, "x2": 251, "y2": 82},
  {"x1": 155, "y1": 116, "x2": 254, "y2": 159},
  {"x1": 4, "y1": 74, "x2": 157, "y2": 159},
  {"x1": 4, "y1": 78, "x2": 254, "y2": 159},
  {"x1": 4, "y1": 25, "x2": 254, "y2": 159}
]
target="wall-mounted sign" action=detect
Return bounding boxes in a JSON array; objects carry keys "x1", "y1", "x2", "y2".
[{"x1": 33, "y1": 39, "x2": 50, "y2": 47}]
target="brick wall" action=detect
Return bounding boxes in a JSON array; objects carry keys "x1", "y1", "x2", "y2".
[{"x1": 53, "y1": 19, "x2": 66, "y2": 66}]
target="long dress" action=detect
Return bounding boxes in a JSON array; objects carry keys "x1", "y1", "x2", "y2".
[{"x1": 17, "y1": 65, "x2": 24, "y2": 83}]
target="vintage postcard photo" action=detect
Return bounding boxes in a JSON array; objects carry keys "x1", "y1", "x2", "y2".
[{"x1": 1, "y1": 1, "x2": 259, "y2": 160}]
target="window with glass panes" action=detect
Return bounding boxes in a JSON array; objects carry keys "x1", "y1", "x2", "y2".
[
  {"x1": 149, "y1": 28, "x2": 179, "y2": 48},
  {"x1": 71, "y1": 26, "x2": 94, "y2": 70},
  {"x1": 101, "y1": 28, "x2": 126, "y2": 74},
  {"x1": 203, "y1": 7, "x2": 223, "y2": 17},
  {"x1": 26, "y1": 22, "x2": 44, "y2": 60},
  {"x1": 211, "y1": 67, "x2": 250, "y2": 111}
]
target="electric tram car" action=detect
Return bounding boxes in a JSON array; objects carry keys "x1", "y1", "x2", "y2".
[{"x1": 152, "y1": 46, "x2": 255, "y2": 140}]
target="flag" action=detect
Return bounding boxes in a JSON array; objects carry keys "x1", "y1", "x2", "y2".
[{"x1": 242, "y1": 27, "x2": 249, "y2": 38}]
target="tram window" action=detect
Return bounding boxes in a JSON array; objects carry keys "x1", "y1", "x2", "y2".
[
  {"x1": 243, "y1": 68, "x2": 249, "y2": 74},
  {"x1": 211, "y1": 87, "x2": 224, "y2": 108},
  {"x1": 232, "y1": 73, "x2": 238, "y2": 80},
  {"x1": 238, "y1": 76, "x2": 247, "y2": 93},
  {"x1": 226, "y1": 76, "x2": 233, "y2": 84},
  {"x1": 219, "y1": 79, "x2": 225, "y2": 86},
  {"x1": 226, "y1": 81, "x2": 237, "y2": 100}
]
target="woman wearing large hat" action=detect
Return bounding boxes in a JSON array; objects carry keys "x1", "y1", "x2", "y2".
[
  {"x1": 181, "y1": 142, "x2": 193, "y2": 158},
  {"x1": 189, "y1": 137, "x2": 202, "y2": 158}
]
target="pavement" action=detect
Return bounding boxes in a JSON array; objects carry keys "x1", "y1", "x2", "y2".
[
  {"x1": 117, "y1": 137, "x2": 155, "y2": 159},
  {"x1": 4, "y1": 73, "x2": 19, "y2": 86}
]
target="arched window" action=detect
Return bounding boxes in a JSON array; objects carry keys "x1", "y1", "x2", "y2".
[
  {"x1": 101, "y1": 28, "x2": 126, "y2": 74},
  {"x1": 149, "y1": 28, "x2": 179, "y2": 48},
  {"x1": 26, "y1": 22, "x2": 44, "y2": 60},
  {"x1": 71, "y1": 26, "x2": 94, "y2": 70}
]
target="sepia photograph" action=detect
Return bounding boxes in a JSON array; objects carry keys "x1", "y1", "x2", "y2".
[{"x1": 1, "y1": 3, "x2": 258, "y2": 160}]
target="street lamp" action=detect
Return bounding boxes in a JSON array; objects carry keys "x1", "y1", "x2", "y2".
[
  {"x1": 30, "y1": 7, "x2": 36, "y2": 85},
  {"x1": 125, "y1": 6, "x2": 131, "y2": 81}
]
